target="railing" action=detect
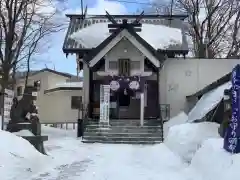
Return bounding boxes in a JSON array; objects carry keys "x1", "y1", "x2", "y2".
[{"x1": 41, "y1": 122, "x2": 78, "y2": 130}]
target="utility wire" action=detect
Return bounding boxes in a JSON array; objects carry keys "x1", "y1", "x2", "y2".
[{"x1": 107, "y1": 0, "x2": 168, "y2": 7}]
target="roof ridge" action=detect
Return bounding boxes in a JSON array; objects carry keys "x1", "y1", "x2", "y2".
[{"x1": 16, "y1": 68, "x2": 77, "y2": 79}]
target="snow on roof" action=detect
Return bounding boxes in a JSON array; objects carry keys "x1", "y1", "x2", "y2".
[
  {"x1": 54, "y1": 82, "x2": 83, "y2": 88},
  {"x1": 187, "y1": 81, "x2": 231, "y2": 123},
  {"x1": 46, "y1": 82, "x2": 83, "y2": 91},
  {"x1": 70, "y1": 23, "x2": 182, "y2": 50}
]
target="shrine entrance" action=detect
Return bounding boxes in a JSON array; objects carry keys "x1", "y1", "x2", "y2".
[
  {"x1": 109, "y1": 76, "x2": 143, "y2": 120},
  {"x1": 109, "y1": 90, "x2": 140, "y2": 119}
]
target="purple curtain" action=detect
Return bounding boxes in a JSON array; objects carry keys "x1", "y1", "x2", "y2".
[
  {"x1": 108, "y1": 76, "x2": 144, "y2": 93},
  {"x1": 224, "y1": 64, "x2": 240, "y2": 153}
]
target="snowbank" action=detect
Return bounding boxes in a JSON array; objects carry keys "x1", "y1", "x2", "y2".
[
  {"x1": 0, "y1": 129, "x2": 49, "y2": 180},
  {"x1": 13, "y1": 129, "x2": 34, "y2": 136},
  {"x1": 163, "y1": 111, "x2": 188, "y2": 138},
  {"x1": 190, "y1": 138, "x2": 240, "y2": 180},
  {"x1": 165, "y1": 122, "x2": 220, "y2": 162}
]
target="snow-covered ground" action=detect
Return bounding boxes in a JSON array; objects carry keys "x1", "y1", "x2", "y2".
[{"x1": 0, "y1": 115, "x2": 239, "y2": 180}]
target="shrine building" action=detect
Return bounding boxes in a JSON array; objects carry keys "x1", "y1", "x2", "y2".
[{"x1": 62, "y1": 13, "x2": 240, "y2": 124}]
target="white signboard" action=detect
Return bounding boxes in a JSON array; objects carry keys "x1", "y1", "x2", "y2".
[
  {"x1": 4, "y1": 89, "x2": 14, "y2": 123},
  {"x1": 99, "y1": 85, "x2": 110, "y2": 125}
]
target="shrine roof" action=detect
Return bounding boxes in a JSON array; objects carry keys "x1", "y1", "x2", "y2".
[{"x1": 62, "y1": 14, "x2": 189, "y2": 55}]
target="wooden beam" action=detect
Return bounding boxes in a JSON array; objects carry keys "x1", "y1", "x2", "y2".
[
  {"x1": 109, "y1": 29, "x2": 120, "y2": 33},
  {"x1": 108, "y1": 23, "x2": 142, "y2": 29},
  {"x1": 132, "y1": 11, "x2": 144, "y2": 24},
  {"x1": 133, "y1": 28, "x2": 142, "y2": 32},
  {"x1": 105, "y1": 11, "x2": 118, "y2": 24},
  {"x1": 109, "y1": 27, "x2": 141, "y2": 33}
]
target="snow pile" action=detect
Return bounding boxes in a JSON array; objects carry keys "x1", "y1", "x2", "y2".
[
  {"x1": 163, "y1": 111, "x2": 188, "y2": 137},
  {"x1": 188, "y1": 81, "x2": 231, "y2": 122},
  {"x1": 190, "y1": 138, "x2": 240, "y2": 180},
  {"x1": 70, "y1": 23, "x2": 182, "y2": 50},
  {"x1": 165, "y1": 122, "x2": 220, "y2": 162},
  {"x1": 0, "y1": 129, "x2": 49, "y2": 180}
]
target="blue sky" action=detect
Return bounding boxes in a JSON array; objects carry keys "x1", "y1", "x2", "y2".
[{"x1": 32, "y1": 0, "x2": 152, "y2": 75}]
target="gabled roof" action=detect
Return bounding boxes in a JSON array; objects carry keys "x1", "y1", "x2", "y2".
[
  {"x1": 66, "y1": 14, "x2": 188, "y2": 19},
  {"x1": 44, "y1": 87, "x2": 82, "y2": 94},
  {"x1": 63, "y1": 14, "x2": 189, "y2": 55},
  {"x1": 186, "y1": 72, "x2": 231, "y2": 99},
  {"x1": 16, "y1": 68, "x2": 75, "y2": 79},
  {"x1": 44, "y1": 82, "x2": 83, "y2": 94},
  {"x1": 84, "y1": 27, "x2": 165, "y2": 68}
]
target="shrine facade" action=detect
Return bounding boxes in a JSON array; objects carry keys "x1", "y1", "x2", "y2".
[{"x1": 63, "y1": 13, "x2": 189, "y2": 122}]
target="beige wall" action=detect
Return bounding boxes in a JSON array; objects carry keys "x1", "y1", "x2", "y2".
[
  {"x1": 47, "y1": 73, "x2": 69, "y2": 89},
  {"x1": 159, "y1": 58, "x2": 240, "y2": 117},
  {"x1": 42, "y1": 90, "x2": 82, "y2": 123},
  {"x1": 15, "y1": 70, "x2": 82, "y2": 123}
]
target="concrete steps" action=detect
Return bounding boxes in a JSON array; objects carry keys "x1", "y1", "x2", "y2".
[
  {"x1": 82, "y1": 120, "x2": 163, "y2": 144},
  {"x1": 82, "y1": 140, "x2": 162, "y2": 144}
]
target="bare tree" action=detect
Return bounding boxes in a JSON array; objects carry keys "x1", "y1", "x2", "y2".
[
  {"x1": 171, "y1": 0, "x2": 238, "y2": 58},
  {"x1": 0, "y1": 0, "x2": 65, "y2": 126},
  {"x1": 147, "y1": 0, "x2": 240, "y2": 58},
  {"x1": 226, "y1": 10, "x2": 240, "y2": 58},
  {"x1": 0, "y1": 0, "x2": 64, "y2": 91}
]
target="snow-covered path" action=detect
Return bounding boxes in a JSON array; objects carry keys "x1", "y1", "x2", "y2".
[{"x1": 30, "y1": 137, "x2": 197, "y2": 180}]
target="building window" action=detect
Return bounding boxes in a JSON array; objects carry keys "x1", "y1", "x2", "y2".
[
  {"x1": 71, "y1": 96, "x2": 82, "y2": 109},
  {"x1": 118, "y1": 59, "x2": 130, "y2": 76},
  {"x1": 17, "y1": 86, "x2": 23, "y2": 96},
  {"x1": 34, "y1": 80, "x2": 41, "y2": 91}
]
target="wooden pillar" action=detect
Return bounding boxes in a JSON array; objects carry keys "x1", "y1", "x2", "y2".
[
  {"x1": 140, "y1": 92, "x2": 144, "y2": 126},
  {"x1": 89, "y1": 70, "x2": 93, "y2": 118},
  {"x1": 157, "y1": 68, "x2": 160, "y2": 119},
  {"x1": 83, "y1": 63, "x2": 90, "y2": 118}
]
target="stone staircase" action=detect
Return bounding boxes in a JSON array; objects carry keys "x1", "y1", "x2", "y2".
[{"x1": 82, "y1": 119, "x2": 163, "y2": 144}]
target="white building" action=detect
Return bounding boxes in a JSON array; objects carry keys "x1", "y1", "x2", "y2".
[{"x1": 15, "y1": 68, "x2": 83, "y2": 123}]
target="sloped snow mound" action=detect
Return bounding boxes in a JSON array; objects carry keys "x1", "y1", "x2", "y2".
[
  {"x1": 0, "y1": 130, "x2": 49, "y2": 180},
  {"x1": 190, "y1": 138, "x2": 240, "y2": 180},
  {"x1": 188, "y1": 81, "x2": 231, "y2": 122},
  {"x1": 164, "y1": 111, "x2": 188, "y2": 137},
  {"x1": 165, "y1": 122, "x2": 220, "y2": 162}
]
